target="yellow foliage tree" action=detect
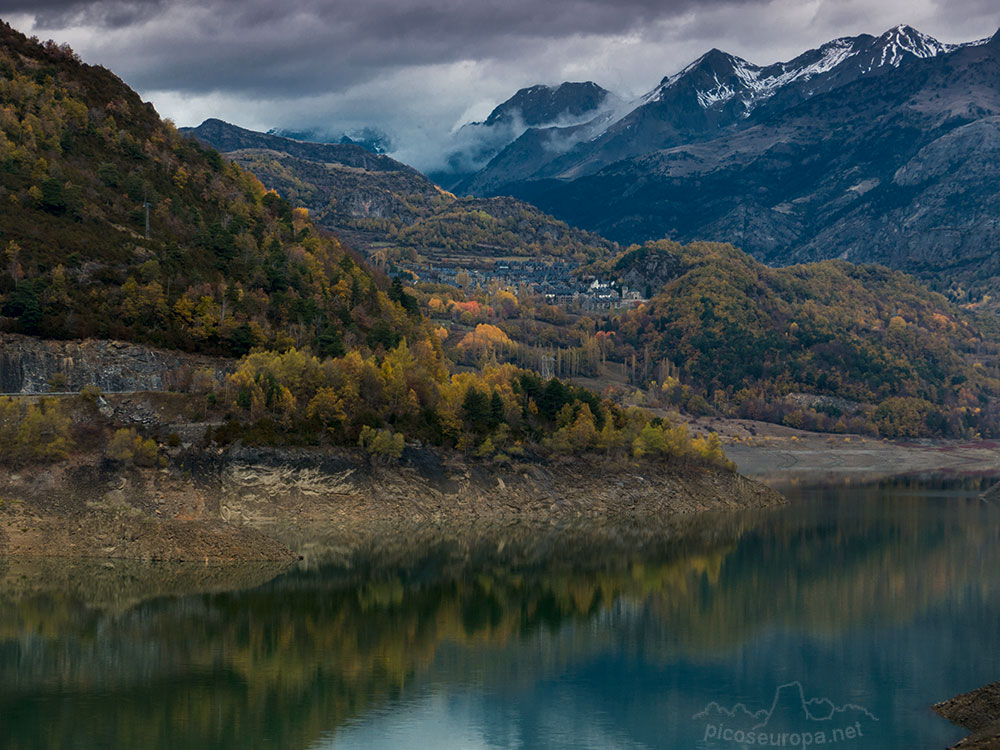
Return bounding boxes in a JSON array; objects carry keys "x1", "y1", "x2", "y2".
[{"x1": 106, "y1": 427, "x2": 158, "y2": 466}]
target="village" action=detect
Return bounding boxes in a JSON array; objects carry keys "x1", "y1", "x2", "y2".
[{"x1": 395, "y1": 257, "x2": 648, "y2": 310}]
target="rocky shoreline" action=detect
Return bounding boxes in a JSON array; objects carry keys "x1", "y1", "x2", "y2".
[
  {"x1": 934, "y1": 682, "x2": 1000, "y2": 749},
  {"x1": 216, "y1": 446, "x2": 783, "y2": 523},
  {"x1": 0, "y1": 445, "x2": 785, "y2": 562}
]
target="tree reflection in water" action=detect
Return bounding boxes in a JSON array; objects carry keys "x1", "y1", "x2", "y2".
[{"x1": 0, "y1": 478, "x2": 997, "y2": 750}]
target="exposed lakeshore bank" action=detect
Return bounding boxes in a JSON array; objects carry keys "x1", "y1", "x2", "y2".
[
  {"x1": 0, "y1": 445, "x2": 784, "y2": 562},
  {"x1": 8, "y1": 406, "x2": 1000, "y2": 563},
  {"x1": 934, "y1": 682, "x2": 1000, "y2": 749},
  {"x1": 686, "y1": 416, "x2": 1000, "y2": 487},
  {"x1": 0, "y1": 333, "x2": 784, "y2": 561}
]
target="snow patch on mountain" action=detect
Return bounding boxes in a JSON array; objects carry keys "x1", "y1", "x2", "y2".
[{"x1": 644, "y1": 25, "x2": 958, "y2": 117}]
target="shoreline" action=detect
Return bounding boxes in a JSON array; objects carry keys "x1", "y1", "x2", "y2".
[
  {"x1": 686, "y1": 416, "x2": 1000, "y2": 487},
  {"x1": 4, "y1": 377, "x2": 1000, "y2": 564},
  {"x1": 5, "y1": 414, "x2": 1000, "y2": 563},
  {"x1": 0, "y1": 445, "x2": 784, "y2": 562},
  {"x1": 934, "y1": 682, "x2": 1000, "y2": 749}
]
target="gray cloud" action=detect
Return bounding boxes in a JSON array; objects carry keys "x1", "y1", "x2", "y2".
[
  {"x1": 5, "y1": 0, "x2": 999, "y2": 171},
  {"x1": 10, "y1": 0, "x2": 168, "y2": 29},
  {"x1": 9, "y1": 0, "x2": 771, "y2": 94},
  {"x1": 13, "y1": 0, "x2": 746, "y2": 38}
]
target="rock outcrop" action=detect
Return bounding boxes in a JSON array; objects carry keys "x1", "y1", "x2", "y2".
[
  {"x1": 933, "y1": 681, "x2": 1000, "y2": 749},
  {"x1": 0, "y1": 334, "x2": 230, "y2": 394}
]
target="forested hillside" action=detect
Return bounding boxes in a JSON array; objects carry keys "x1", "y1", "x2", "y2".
[
  {"x1": 0, "y1": 22, "x2": 728, "y2": 467},
  {"x1": 188, "y1": 121, "x2": 617, "y2": 265},
  {"x1": 602, "y1": 241, "x2": 1000, "y2": 437},
  {"x1": 0, "y1": 22, "x2": 427, "y2": 358}
]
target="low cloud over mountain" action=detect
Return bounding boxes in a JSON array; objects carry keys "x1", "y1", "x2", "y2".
[{"x1": 5, "y1": 0, "x2": 999, "y2": 171}]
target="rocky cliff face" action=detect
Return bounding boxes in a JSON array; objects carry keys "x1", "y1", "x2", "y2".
[{"x1": 0, "y1": 334, "x2": 230, "y2": 394}]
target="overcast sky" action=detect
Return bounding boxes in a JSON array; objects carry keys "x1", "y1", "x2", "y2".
[{"x1": 4, "y1": 0, "x2": 998, "y2": 170}]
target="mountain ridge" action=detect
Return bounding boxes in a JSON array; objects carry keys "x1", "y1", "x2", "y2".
[
  {"x1": 182, "y1": 119, "x2": 417, "y2": 175},
  {"x1": 435, "y1": 81, "x2": 619, "y2": 188},
  {"x1": 450, "y1": 24, "x2": 1000, "y2": 300},
  {"x1": 185, "y1": 119, "x2": 617, "y2": 265},
  {"x1": 459, "y1": 24, "x2": 983, "y2": 191}
]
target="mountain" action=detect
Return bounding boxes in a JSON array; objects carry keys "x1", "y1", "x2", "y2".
[
  {"x1": 230, "y1": 148, "x2": 446, "y2": 229},
  {"x1": 513, "y1": 29, "x2": 1000, "y2": 299},
  {"x1": 188, "y1": 120, "x2": 443, "y2": 228},
  {"x1": 483, "y1": 81, "x2": 616, "y2": 128},
  {"x1": 182, "y1": 119, "x2": 415, "y2": 175},
  {"x1": 464, "y1": 25, "x2": 976, "y2": 191},
  {"x1": 433, "y1": 81, "x2": 619, "y2": 189},
  {"x1": 7, "y1": 15, "x2": 996, "y2": 447},
  {"x1": 188, "y1": 119, "x2": 616, "y2": 264},
  {"x1": 0, "y1": 20, "x2": 691, "y2": 464},
  {"x1": 0, "y1": 22, "x2": 428, "y2": 357},
  {"x1": 267, "y1": 126, "x2": 394, "y2": 154}
]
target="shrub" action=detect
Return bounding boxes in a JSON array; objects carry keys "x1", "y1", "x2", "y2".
[
  {"x1": 358, "y1": 426, "x2": 404, "y2": 461},
  {"x1": 0, "y1": 397, "x2": 74, "y2": 464},
  {"x1": 106, "y1": 428, "x2": 159, "y2": 466},
  {"x1": 80, "y1": 384, "x2": 104, "y2": 402}
]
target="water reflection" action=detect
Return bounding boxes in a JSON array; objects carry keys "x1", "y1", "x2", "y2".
[{"x1": 1, "y1": 481, "x2": 998, "y2": 749}]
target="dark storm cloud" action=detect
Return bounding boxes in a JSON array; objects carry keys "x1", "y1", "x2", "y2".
[
  {"x1": 8, "y1": 0, "x2": 769, "y2": 95},
  {"x1": 13, "y1": 0, "x2": 744, "y2": 37},
  {"x1": 8, "y1": 0, "x2": 168, "y2": 29},
  {"x1": 13, "y1": 0, "x2": 997, "y2": 99}
]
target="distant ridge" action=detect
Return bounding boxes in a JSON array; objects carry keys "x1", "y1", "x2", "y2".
[
  {"x1": 181, "y1": 119, "x2": 418, "y2": 175},
  {"x1": 185, "y1": 118, "x2": 617, "y2": 265}
]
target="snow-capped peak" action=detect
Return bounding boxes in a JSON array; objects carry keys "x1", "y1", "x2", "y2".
[
  {"x1": 640, "y1": 38, "x2": 858, "y2": 113},
  {"x1": 872, "y1": 24, "x2": 953, "y2": 66},
  {"x1": 642, "y1": 24, "x2": 957, "y2": 115},
  {"x1": 642, "y1": 48, "x2": 755, "y2": 106}
]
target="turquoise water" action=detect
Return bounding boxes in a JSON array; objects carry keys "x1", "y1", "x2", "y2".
[{"x1": 1, "y1": 478, "x2": 998, "y2": 749}]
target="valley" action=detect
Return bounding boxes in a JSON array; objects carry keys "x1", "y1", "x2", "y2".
[
  {"x1": 0, "y1": 21, "x2": 769, "y2": 562},
  {"x1": 2, "y1": 9, "x2": 1000, "y2": 749},
  {"x1": 173, "y1": 26, "x2": 1000, "y2": 449}
]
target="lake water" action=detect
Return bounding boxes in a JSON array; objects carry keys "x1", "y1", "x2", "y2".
[{"x1": 1, "y1": 477, "x2": 998, "y2": 749}]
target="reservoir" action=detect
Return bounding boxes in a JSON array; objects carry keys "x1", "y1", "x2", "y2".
[{"x1": 1, "y1": 477, "x2": 997, "y2": 749}]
